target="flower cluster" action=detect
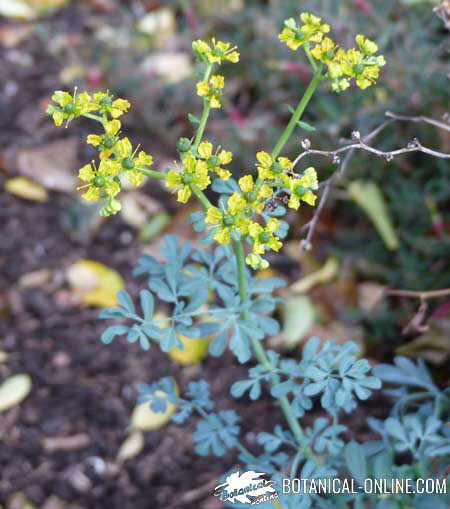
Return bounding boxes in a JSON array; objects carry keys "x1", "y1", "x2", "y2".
[
  {"x1": 279, "y1": 12, "x2": 330, "y2": 51},
  {"x1": 204, "y1": 152, "x2": 319, "y2": 269},
  {"x1": 196, "y1": 75, "x2": 225, "y2": 109},
  {"x1": 46, "y1": 90, "x2": 97, "y2": 126},
  {"x1": 192, "y1": 39, "x2": 239, "y2": 65},
  {"x1": 165, "y1": 154, "x2": 210, "y2": 204},
  {"x1": 47, "y1": 90, "x2": 153, "y2": 216},
  {"x1": 279, "y1": 13, "x2": 385, "y2": 92}
]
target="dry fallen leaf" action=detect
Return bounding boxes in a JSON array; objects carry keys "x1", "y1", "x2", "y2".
[
  {"x1": 348, "y1": 180, "x2": 399, "y2": 251},
  {"x1": 18, "y1": 269, "x2": 52, "y2": 289},
  {"x1": 140, "y1": 52, "x2": 193, "y2": 84},
  {"x1": 357, "y1": 282, "x2": 386, "y2": 312},
  {"x1": 116, "y1": 431, "x2": 145, "y2": 463},
  {"x1": 137, "y1": 8, "x2": 176, "y2": 46},
  {"x1": 169, "y1": 334, "x2": 210, "y2": 366},
  {"x1": 396, "y1": 318, "x2": 450, "y2": 364},
  {"x1": 280, "y1": 295, "x2": 316, "y2": 349},
  {"x1": 290, "y1": 257, "x2": 338, "y2": 294},
  {"x1": 130, "y1": 382, "x2": 178, "y2": 431},
  {"x1": 4, "y1": 177, "x2": 48, "y2": 202},
  {"x1": 0, "y1": 374, "x2": 32, "y2": 413},
  {"x1": 66, "y1": 259, "x2": 124, "y2": 308},
  {"x1": 16, "y1": 138, "x2": 78, "y2": 193}
]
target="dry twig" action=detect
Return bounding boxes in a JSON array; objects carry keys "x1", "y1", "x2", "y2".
[{"x1": 295, "y1": 112, "x2": 450, "y2": 250}]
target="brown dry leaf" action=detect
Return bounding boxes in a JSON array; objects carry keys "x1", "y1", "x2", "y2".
[
  {"x1": 16, "y1": 138, "x2": 78, "y2": 193},
  {"x1": 140, "y1": 52, "x2": 192, "y2": 84},
  {"x1": 396, "y1": 319, "x2": 450, "y2": 365},
  {"x1": 4, "y1": 177, "x2": 48, "y2": 202},
  {"x1": 357, "y1": 282, "x2": 386, "y2": 312},
  {"x1": 290, "y1": 257, "x2": 338, "y2": 294},
  {"x1": 137, "y1": 8, "x2": 176, "y2": 46},
  {"x1": 43, "y1": 433, "x2": 90, "y2": 452},
  {"x1": 18, "y1": 269, "x2": 52, "y2": 289},
  {"x1": 120, "y1": 191, "x2": 160, "y2": 228},
  {"x1": 66, "y1": 260, "x2": 124, "y2": 308}
]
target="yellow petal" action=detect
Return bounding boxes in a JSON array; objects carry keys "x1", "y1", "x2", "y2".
[
  {"x1": 177, "y1": 186, "x2": 191, "y2": 203},
  {"x1": 206, "y1": 206, "x2": 222, "y2": 224},
  {"x1": 198, "y1": 141, "x2": 213, "y2": 160},
  {"x1": 105, "y1": 119, "x2": 121, "y2": 136},
  {"x1": 256, "y1": 151, "x2": 272, "y2": 168},
  {"x1": 86, "y1": 134, "x2": 102, "y2": 146},
  {"x1": 219, "y1": 150, "x2": 232, "y2": 165},
  {"x1": 78, "y1": 163, "x2": 95, "y2": 182},
  {"x1": 239, "y1": 175, "x2": 254, "y2": 193}
]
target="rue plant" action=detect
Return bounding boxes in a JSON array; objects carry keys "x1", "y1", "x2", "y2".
[{"x1": 47, "y1": 12, "x2": 449, "y2": 509}]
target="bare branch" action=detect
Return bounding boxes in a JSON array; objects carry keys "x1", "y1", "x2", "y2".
[
  {"x1": 295, "y1": 112, "x2": 450, "y2": 250},
  {"x1": 385, "y1": 111, "x2": 450, "y2": 133},
  {"x1": 386, "y1": 288, "x2": 450, "y2": 300}
]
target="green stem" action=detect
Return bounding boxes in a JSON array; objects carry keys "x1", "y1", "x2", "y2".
[
  {"x1": 192, "y1": 63, "x2": 213, "y2": 151},
  {"x1": 304, "y1": 43, "x2": 318, "y2": 72},
  {"x1": 138, "y1": 168, "x2": 167, "y2": 180},
  {"x1": 232, "y1": 240, "x2": 314, "y2": 460},
  {"x1": 271, "y1": 70, "x2": 322, "y2": 159},
  {"x1": 190, "y1": 183, "x2": 212, "y2": 209},
  {"x1": 81, "y1": 113, "x2": 104, "y2": 123}
]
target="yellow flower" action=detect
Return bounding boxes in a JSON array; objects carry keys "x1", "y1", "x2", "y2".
[
  {"x1": 256, "y1": 151, "x2": 292, "y2": 180},
  {"x1": 355, "y1": 34, "x2": 378, "y2": 55},
  {"x1": 248, "y1": 218, "x2": 282, "y2": 254},
  {"x1": 205, "y1": 204, "x2": 249, "y2": 244},
  {"x1": 77, "y1": 159, "x2": 120, "y2": 202},
  {"x1": 197, "y1": 141, "x2": 232, "y2": 179},
  {"x1": 245, "y1": 252, "x2": 269, "y2": 270},
  {"x1": 285, "y1": 167, "x2": 319, "y2": 210},
  {"x1": 192, "y1": 39, "x2": 240, "y2": 64},
  {"x1": 311, "y1": 37, "x2": 337, "y2": 64},
  {"x1": 46, "y1": 89, "x2": 97, "y2": 126},
  {"x1": 237, "y1": 175, "x2": 272, "y2": 214},
  {"x1": 331, "y1": 40, "x2": 385, "y2": 91},
  {"x1": 196, "y1": 74, "x2": 225, "y2": 108},
  {"x1": 299, "y1": 12, "x2": 330, "y2": 40},
  {"x1": 92, "y1": 92, "x2": 130, "y2": 118},
  {"x1": 165, "y1": 155, "x2": 210, "y2": 204},
  {"x1": 245, "y1": 218, "x2": 282, "y2": 269},
  {"x1": 114, "y1": 137, "x2": 153, "y2": 187},
  {"x1": 87, "y1": 119, "x2": 121, "y2": 159},
  {"x1": 279, "y1": 12, "x2": 329, "y2": 51}
]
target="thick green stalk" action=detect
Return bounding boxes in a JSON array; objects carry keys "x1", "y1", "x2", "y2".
[
  {"x1": 271, "y1": 70, "x2": 322, "y2": 159},
  {"x1": 192, "y1": 63, "x2": 213, "y2": 151},
  {"x1": 232, "y1": 240, "x2": 314, "y2": 459},
  {"x1": 138, "y1": 168, "x2": 167, "y2": 180},
  {"x1": 82, "y1": 113, "x2": 104, "y2": 123},
  {"x1": 190, "y1": 182, "x2": 212, "y2": 209}
]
